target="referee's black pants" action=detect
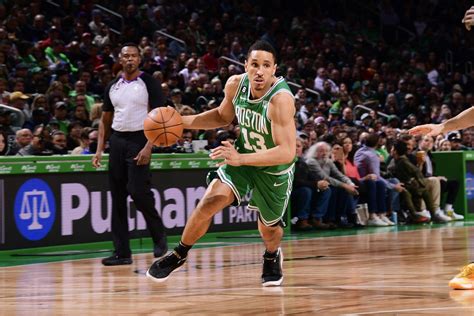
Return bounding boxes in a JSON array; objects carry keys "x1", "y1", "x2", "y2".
[{"x1": 108, "y1": 130, "x2": 166, "y2": 258}]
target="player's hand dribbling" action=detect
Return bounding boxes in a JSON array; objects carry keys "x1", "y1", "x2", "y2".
[
  {"x1": 408, "y1": 124, "x2": 443, "y2": 136},
  {"x1": 209, "y1": 141, "x2": 242, "y2": 166}
]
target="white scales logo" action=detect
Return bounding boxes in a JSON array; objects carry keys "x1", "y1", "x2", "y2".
[{"x1": 19, "y1": 189, "x2": 51, "y2": 230}]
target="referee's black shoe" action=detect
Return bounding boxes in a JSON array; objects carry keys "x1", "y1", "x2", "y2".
[
  {"x1": 261, "y1": 247, "x2": 283, "y2": 287},
  {"x1": 146, "y1": 251, "x2": 187, "y2": 282},
  {"x1": 101, "y1": 253, "x2": 133, "y2": 266}
]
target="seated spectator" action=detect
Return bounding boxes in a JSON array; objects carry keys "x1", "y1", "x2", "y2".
[
  {"x1": 51, "y1": 130, "x2": 68, "y2": 154},
  {"x1": 52, "y1": 101, "x2": 70, "y2": 134},
  {"x1": 447, "y1": 131, "x2": 470, "y2": 150},
  {"x1": 66, "y1": 121, "x2": 83, "y2": 151},
  {"x1": 402, "y1": 134, "x2": 451, "y2": 222},
  {"x1": 305, "y1": 141, "x2": 358, "y2": 228},
  {"x1": 8, "y1": 128, "x2": 32, "y2": 155},
  {"x1": 389, "y1": 141, "x2": 448, "y2": 223},
  {"x1": 339, "y1": 136, "x2": 389, "y2": 226},
  {"x1": 17, "y1": 124, "x2": 54, "y2": 156},
  {"x1": 417, "y1": 135, "x2": 463, "y2": 220},
  {"x1": 437, "y1": 138, "x2": 452, "y2": 151},
  {"x1": 354, "y1": 133, "x2": 404, "y2": 225},
  {"x1": 0, "y1": 131, "x2": 9, "y2": 155},
  {"x1": 291, "y1": 137, "x2": 331, "y2": 230},
  {"x1": 71, "y1": 127, "x2": 91, "y2": 155}
]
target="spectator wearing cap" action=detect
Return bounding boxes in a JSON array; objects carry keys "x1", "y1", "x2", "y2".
[
  {"x1": 170, "y1": 88, "x2": 186, "y2": 111},
  {"x1": 359, "y1": 113, "x2": 372, "y2": 130},
  {"x1": 328, "y1": 106, "x2": 341, "y2": 124},
  {"x1": 23, "y1": 107, "x2": 49, "y2": 131},
  {"x1": 0, "y1": 108, "x2": 15, "y2": 136},
  {"x1": 447, "y1": 131, "x2": 469, "y2": 150},
  {"x1": 361, "y1": 80, "x2": 376, "y2": 102},
  {"x1": 52, "y1": 101, "x2": 70, "y2": 134},
  {"x1": 8, "y1": 91, "x2": 30, "y2": 119}
]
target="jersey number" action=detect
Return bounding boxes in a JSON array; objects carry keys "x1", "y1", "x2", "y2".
[{"x1": 241, "y1": 127, "x2": 267, "y2": 152}]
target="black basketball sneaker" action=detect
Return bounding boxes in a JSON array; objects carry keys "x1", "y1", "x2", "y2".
[
  {"x1": 146, "y1": 251, "x2": 187, "y2": 282},
  {"x1": 261, "y1": 247, "x2": 283, "y2": 286}
]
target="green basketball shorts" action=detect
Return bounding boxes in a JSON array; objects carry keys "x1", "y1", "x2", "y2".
[{"x1": 207, "y1": 164, "x2": 294, "y2": 226}]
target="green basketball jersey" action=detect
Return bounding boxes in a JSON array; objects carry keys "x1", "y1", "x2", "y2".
[{"x1": 232, "y1": 73, "x2": 296, "y2": 174}]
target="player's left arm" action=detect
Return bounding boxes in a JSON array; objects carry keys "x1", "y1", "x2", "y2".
[{"x1": 210, "y1": 92, "x2": 296, "y2": 166}]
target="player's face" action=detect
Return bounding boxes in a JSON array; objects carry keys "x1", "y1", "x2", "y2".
[
  {"x1": 245, "y1": 50, "x2": 276, "y2": 91},
  {"x1": 120, "y1": 46, "x2": 141, "y2": 75}
]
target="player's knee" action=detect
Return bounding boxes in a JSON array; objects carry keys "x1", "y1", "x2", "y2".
[{"x1": 195, "y1": 194, "x2": 232, "y2": 218}]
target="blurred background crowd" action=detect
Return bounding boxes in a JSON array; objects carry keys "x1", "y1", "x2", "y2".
[{"x1": 0, "y1": 0, "x2": 472, "y2": 228}]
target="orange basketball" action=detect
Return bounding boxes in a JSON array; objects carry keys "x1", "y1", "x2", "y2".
[{"x1": 144, "y1": 107, "x2": 183, "y2": 147}]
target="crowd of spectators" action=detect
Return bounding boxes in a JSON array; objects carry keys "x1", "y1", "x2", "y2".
[{"x1": 0, "y1": 0, "x2": 471, "y2": 228}]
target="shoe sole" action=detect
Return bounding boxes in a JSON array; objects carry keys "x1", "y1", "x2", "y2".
[
  {"x1": 449, "y1": 278, "x2": 474, "y2": 290},
  {"x1": 146, "y1": 264, "x2": 185, "y2": 283},
  {"x1": 262, "y1": 248, "x2": 284, "y2": 287}
]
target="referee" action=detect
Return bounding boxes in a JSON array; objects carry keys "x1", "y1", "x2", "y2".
[{"x1": 93, "y1": 43, "x2": 167, "y2": 266}]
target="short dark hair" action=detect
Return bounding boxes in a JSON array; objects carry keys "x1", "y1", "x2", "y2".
[
  {"x1": 365, "y1": 133, "x2": 379, "y2": 148},
  {"x1": 120, "y1": 42, "x2": 140, "y2": 53},
  {"x1": 246, "y1": 40, "x2": 277, "y2": 63},
  {"x1": 393, "y1": 140, "x2": 407, "y2": 156}
]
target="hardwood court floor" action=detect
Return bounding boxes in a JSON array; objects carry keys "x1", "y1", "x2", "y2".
[{"x1": 1, "y1": 224, "x2": 474, "y2": 315}]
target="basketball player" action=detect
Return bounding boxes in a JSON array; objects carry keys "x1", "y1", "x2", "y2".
[
  {"x1": 147, "y1": 40, "x2": 296, "y2": 286},
  {"x1": 93, "y1": 43, "x2": 168, "y2": 266},
  {"x1": 408, "y1": 6, "x2": 474, "y2": 289}
]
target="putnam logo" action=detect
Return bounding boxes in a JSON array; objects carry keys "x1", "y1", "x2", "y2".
[{"x1": 14, "y1": 178, "x2": 56, "y2": 241}]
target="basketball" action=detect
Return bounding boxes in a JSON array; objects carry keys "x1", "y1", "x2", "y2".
[{"x1": 144, "y1": 107, "x2": 183, "y2": 147}]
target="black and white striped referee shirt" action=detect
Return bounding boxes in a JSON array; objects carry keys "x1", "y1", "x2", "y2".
[{"x1": 103, "y1": 72, "x2": 164, "y2": 132}]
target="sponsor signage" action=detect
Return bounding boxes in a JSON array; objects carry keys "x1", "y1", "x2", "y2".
[{"x1": 1, "y1": 169, "x2": 258, "y2": 249}]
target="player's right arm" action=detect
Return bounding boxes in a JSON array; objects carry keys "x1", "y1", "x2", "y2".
[
  {"x1": 92, "y1": 111, "x2": 113, "y2": 168},
  {"x1": 181, "y1": 75, "x2": 240, "y2": 129},
  {"x1": 409, "y1": 106, "x2": 474, "y2": 136}
]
